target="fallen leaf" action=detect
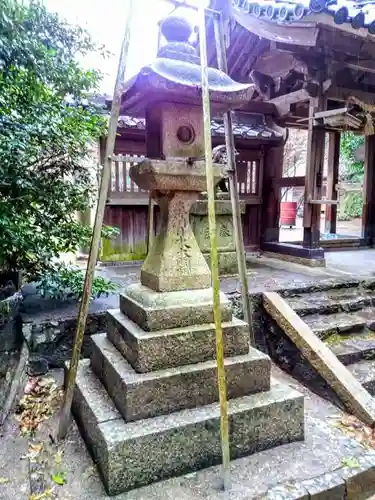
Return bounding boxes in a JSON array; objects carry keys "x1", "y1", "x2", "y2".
[
  {"x1": 54, "y1": 450, "x2": 63, "y2": 465},
  {"x1": 0, "y1": 478, "x2": 9, "y2": 485},
  {"x1": 29, "y1": 443, "x2": 43, "y2": 454},
  {"x1": 341, "y1": 415, "x2": 362, "y2": 429},
  {"x1": 29, "y1": 488, "x2": 55, "y2": 500},
  {"x1": 24, "y1": 378, "x2": 39, "y2": 395},
  {"x1": 342, "y1": 457, "x2": 360, "y2": 468},
  {"x1": 52, "y1": 471, "x2": 66, "y2": 486},
  {"x1": 15, "y1": 376, "x2": 63, "y2": 435}
]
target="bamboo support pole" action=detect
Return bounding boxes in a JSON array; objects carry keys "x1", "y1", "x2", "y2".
[
  {"x1": 212, "y1": 12, "x2": 255, "y2": 346},
  {"x1": 57, "y1": 0, "x2": 135, "y2": 440},
  {"x1": 198, "y1": 4, "x2": 231, "y2": 491},
  {"x1": 146, "y1": 195, "x2": 154, "y2": 254}
]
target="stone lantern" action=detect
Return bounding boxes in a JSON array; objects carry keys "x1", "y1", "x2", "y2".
[
  {"x1": 72, "y1": 12, "x2": 304, "y2": 496},
  {"x1": 120, "y1": 14, "x2": 253, "y2": 292}
]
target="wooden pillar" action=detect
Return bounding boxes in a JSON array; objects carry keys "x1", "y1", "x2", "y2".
[
  {"x1": 303, "y1": 96, "x2": 326, "y2": 248},
  {"x1": 261, "y1": 144, "x2": 284, "y2": 244},
  {"x1": 362, "y1": 135, "x2": 375, "y2": 245},
  {"x1": 324, "y1": 132, "x2": 340, "y2": 234}
]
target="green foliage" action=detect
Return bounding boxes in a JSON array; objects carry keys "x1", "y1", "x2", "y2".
[
  {"x1": 340, "y1": 132, "x2": 365, "y2": 182},
  {"x1": 0, "y1": 0, "x2": 108, "y2": 279},
  {"x1": 342, "y1": 192, "x2": 363, "y2": 219},
  {"x1": 37, "y1": 264, "x2": 118, "y2": 301}
]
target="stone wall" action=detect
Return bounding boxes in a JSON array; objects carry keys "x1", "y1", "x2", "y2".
[
  {"x1": 25, "y1": 310, "x2": 108, "y2": 375},
  {"x1": 0, "y1": 291, "x2": 24, "y2": 421}
]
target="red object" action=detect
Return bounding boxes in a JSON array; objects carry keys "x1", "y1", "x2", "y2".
[{"x1": 280, "y1": 201, "x2": 297, "y2": 227}]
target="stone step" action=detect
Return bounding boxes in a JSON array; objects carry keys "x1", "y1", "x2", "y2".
[
  {"x1": 347, "y1": 359, "x2": 375, "y2": 395},
  {"x1": 120, "y1": 284, "x2": 233, "y2": 332},
  {"x1": 304, "y1": 311, "x2": 366, "y2": 339},
  {"x1": 328, "y1": 333, "x2": 375, "y2": 365},
  {"x1": 106, "y1": 308, "x2": 250, "y2": 373},
  {"x1": 285, "y1": 288, "x2": 375, "y2": 317},
  {"x1": 72, "y1": 360, "x2": 304, "y2": 496},
  {"x1": 90, "y1": 333, "x2": 270, "y2": 422}
]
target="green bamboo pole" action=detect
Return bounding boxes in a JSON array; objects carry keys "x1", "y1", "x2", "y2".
[
  {"x1": 212, "y1": 12, "x2": 255, "y2": 345},
  {"x1": 57, "y1": 0, "x2": 135, "y2": 440},
  {"x1": 198, "y1": 4, "x2": 231, "y2": 491}
]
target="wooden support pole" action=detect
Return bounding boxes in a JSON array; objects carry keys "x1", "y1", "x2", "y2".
[
  {"x1": 362, "y1": 135, "x2": 375, "y2": 245},
  {"x1": 262, "y1": 145, "x2": 284, "y2": 243},
  {"x1": 199, "y1": 5, "x2": 230, "y2": 491},
  {"x1": 57, "y1": 0, "x2": 135, "y2": 440},
  {"x1": 303, "y1": 95, "x2": 326, "y2": 249},
  {"x1": 213, "y1": 12, "x2": 254, "y2": 346},
  {"x1": 324, "y1": 132, "x2": 340, "y2": 234},
  {"x1": 146, "y1": 195, "x2": 154, "y2": 254}
]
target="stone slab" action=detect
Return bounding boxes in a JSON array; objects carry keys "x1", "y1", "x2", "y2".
[
  {"x1": 301, "y1": 471, "x2": 346, "y2": 499},
  {"x1": 341, "y1": 452, "x2": 375, "y2": 500},
  {"x1": 286, "y1": 288, "x2": 375, "y2": 317},
  {"x1": 330, "y1": 337, "x2": 375, "y2": 366},
  {"x1": 107, "y1": 309, "x2": 249, "y2": 373},
  {"x1": 73, "y1": 360, "x2": 304, "y2": 496},
  {"x1": 120, "y1": 284, "x2": 232, "y2": 331},
  {"x1": 261, "y1": 483, "x2": 308, "y2": 499},
  {"x1": 90, "y1": 333, "x2": 270, "y2": 421},
  {"x1": 304, "y1": 311, "x2": 366, "y2": 339},
  {"x1": 347, "y1": 359, "x2": 375, "y2": 394},
  {"x1": 264, "y1": 292, "x2": 375, "y2": 426}
]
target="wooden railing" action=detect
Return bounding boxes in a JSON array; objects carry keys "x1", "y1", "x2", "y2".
[
  {"x1": 108, "y1": 154, "x2": 147, "y2": 204},
  {"x1": 236, "y1": 157, "x2": 263, "y2": 204},
  {"x1": 107, "y1": 153, "x2": 263, "y2": 205}
]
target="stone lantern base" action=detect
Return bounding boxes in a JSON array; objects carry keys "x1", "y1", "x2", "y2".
[
  {"x1": 71, "y1": 160, "x2": 304, "y2": 496},
  {"x1": 191, "y1": 196, "x2": 246, "y2": 276},
  {"x1": 72, "y1": 293, "x2": 304, "y2": 495}
]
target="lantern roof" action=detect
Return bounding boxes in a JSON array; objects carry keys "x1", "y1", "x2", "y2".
[{"x1": 120, "y1": 12, "x2": 254, "y2": 116}]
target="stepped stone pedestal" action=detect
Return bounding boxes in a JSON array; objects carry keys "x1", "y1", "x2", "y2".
[
  {"x1": 191, "y1": 195, "x2": 246, "y2": 275},
  {"x1": 72, "y1": 158, "x2": 304, "y2": 496},
  {"x1": 71, "y1": 11, "x2": 304, "y2": 496}
]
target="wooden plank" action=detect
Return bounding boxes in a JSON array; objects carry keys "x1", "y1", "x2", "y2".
[
  {"x1": 314, "y1": 108, "x2": 348, "y2": 119},
  {"x1": 327, "y1": 87, "x2": 375, "y2": 107},
  {"x1": 303, "y1": 94, "x2": 327, "y2": 248},
  {"x1": 346, "y1": 60, "x2": 375, "y2": 75},
  {"x1": 115, "y1": 159, "x2": 120, "y2": 193},
  {"x1": 239, "y1": 196, "x2": 262, "y2": 205},
  {"x1": 278, "y1": 176, "x2": 305, "y2": 188},
  {"x1": 106, "y1": 196, "x2": 151, "y2": 206},
  {"x1": 261, "y1": 144, "x2": 283, "y2": 243},
  {"x1": 362, "y1": 135, "x2": 375, "y2": 244},
  {"x1": 325, "y1": 132, "x2": 340, "y2": 234},
  {"x1": 270, "y1": 89, "x2": 310, "y2": 116},
  {"x1": 263, "y1": 292, "x2": 375, "y2": 426},
  {"x1": 257, "y1": 157, "x2": 264, "y2": 198},
  {"x1": 308, "y1": 199, "x2": 338, "y2": 205},
  {"x1": 307, "y1": 12, "x2": 375, "y2": 41},
  {"x1": 253, "y1": 50, "x2": 308, "y2": 79}
]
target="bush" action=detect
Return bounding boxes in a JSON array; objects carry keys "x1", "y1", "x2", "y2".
[
  {"x1": 37, "y1": 264, "x2": 118, "y2": 301},
  {"x1": 342, "y1": 192, "x2": 363, "y2": 219},
  {"x1": 0, "y1": 0, "x2": 109, "y2": 281}
]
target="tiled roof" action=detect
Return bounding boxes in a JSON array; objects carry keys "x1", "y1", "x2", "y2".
[
  {"x1": 117, "y1": 113, "x2": 283, "y2": 141},
  {"x1": 233, "y1": 0, "x2": 375, "y2": 34}
]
